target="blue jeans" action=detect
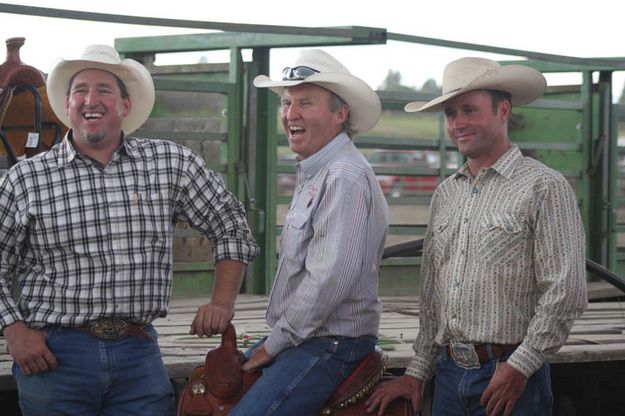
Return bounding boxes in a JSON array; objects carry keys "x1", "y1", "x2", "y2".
[
  {"x1": 230, "y1": 335, "x2": 377, "y2": 416},
  {"x1": 432, "y1": 348, "x2": 552, "y2": 415},
  {"x1": 12, "y1": 325, "x2": 175, "y2": 416}
]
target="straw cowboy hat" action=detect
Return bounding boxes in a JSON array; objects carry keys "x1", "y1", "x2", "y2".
[
  {"x1": 405, "y1": 57, "x2": 547, "y2": 113},
  {"x1": 253, "y1": 49, "x2": 381, "y2": 135},
  {"x1": 47, "y1": 44, "x2": 155, "y2": 135}
]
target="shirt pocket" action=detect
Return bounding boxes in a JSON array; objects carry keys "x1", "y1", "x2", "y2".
[
  {"x1": 479, "y1": 212, "x2": 526, "y2": 268},
  {"x1": 430, "y1": 217, "x2": 452, "y2": 264},
  {"x1": 109, "y1": 191, "x2": 169, "y2": 248},
  {"x1": 280, "y1": 213, "x2": 309, "y2": 264}
]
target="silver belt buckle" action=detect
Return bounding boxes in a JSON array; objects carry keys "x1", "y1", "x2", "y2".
[
  {"x1": 449, "y1": 343, "x2": 481, "y2": 369},
  {"x1": 91, "y1": 318, "x2": 130, "y2": 340}
]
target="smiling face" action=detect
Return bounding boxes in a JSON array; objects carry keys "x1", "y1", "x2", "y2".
[
  {"x1": 443, "y1": 90, "x2": 511, "y2": 173},
  {"x1": 280, "y1": 84, "x2": 348, "y2": 160},
  {"x1": 65, "y1": 68, "x2": 131, "y2": 150}
]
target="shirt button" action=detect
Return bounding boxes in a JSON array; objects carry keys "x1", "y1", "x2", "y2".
[{"x1": 472, "y1": 187, "x2": 479, "y2": 194}]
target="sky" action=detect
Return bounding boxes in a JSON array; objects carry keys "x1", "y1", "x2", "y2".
[{"x1": 0, "y1": 0, "x2": 624, "y2": 99}]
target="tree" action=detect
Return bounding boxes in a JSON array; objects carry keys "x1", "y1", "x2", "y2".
[
  {"x1": 378, "y1": 70, "x2": 417, "y2": 93},
  {"x1": 420, "y1": 78, "x2": 441, "y2": 95},
  {"x1": 378, "y1": 70, "x2": 441, "y2": 96}
]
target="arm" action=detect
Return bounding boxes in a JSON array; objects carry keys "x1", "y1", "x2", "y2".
[
  {"x1": 190, "y1": 259, "x2": 246, "y2": 336},
  {"x1": 0, "y1": 175, "x2": 57, "y2": 375},
  {"x1": 367, "y1": 190, "x2": 444, "y2": 413},
  {"x1": 506, "y1": 176, "x2": 587, "y2": 377},
  {"x1": 404, "y1": 191, "x2": 443, "y2": 381},
  {"x1": 0, "y1": 176, "x2": 23, "y2": 330},
  {"x1": 179, "y1": 153, "x2": 259, "y2": 336}
]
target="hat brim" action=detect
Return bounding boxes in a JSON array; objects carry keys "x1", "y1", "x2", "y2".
[
  {"x1": 254, "y1": 72, "x2": 381, "y2": 135},
  {"x1": 405, "y1": 64, "x2": 546, "y2": 113},
  {"x1": 47, "y1": 58, "x2": 155, "y2": 135}
]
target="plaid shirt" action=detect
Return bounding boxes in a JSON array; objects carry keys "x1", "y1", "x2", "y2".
[{"x1": 0, "y1": 133, "x2": 259, "y2": 330}]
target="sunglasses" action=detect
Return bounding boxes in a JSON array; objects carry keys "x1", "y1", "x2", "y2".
[{"x1": 281, "y1": 66, "x2": 320, "y2": 81}]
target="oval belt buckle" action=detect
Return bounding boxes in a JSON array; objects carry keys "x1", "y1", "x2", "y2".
[{"x1": 91, "y1": 318, "x2": 130, "y2": 340}]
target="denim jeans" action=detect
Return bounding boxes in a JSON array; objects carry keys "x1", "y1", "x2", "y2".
[
  {"x1": 230, "y1": 335, "x2": 377, "y2": 416},
  {"x1": 432, "y1": 348, "x2": 552, "y2": 416},
  {"x1": 12, "y1": 325, "x2": 175, "y2": 416}
]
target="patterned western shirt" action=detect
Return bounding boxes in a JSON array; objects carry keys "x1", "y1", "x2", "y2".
[
  {"x1": 263, "y1": 133, "x2": 389, "y2": 356},
  {"x1": 0, "y1": 133, "x2": 259, "y2": 330},
  {"x1": 406, "y1": 145, "x2": 587, "y2": 379}
]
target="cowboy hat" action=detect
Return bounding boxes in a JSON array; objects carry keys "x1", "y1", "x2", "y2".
[
  {"x1": 253, "y1": 49, "x2": 381, "y2": 135},
  {"x1": 47, "y1": 44, "x2": 155, "y2": 135},
  {"x1": 405, "y1": 57, "x2": 546, "y2": 113}
]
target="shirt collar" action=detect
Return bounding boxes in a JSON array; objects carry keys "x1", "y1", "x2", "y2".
[
  {"x1": 454, "y1": 144, "x2": 523, "y2": 181},
  {"x1": 56, "y1": 130, "x2": 137, "y2": 166},
  {"x1": 297, "y1": 132, "x2": 350, "y2": 178}
]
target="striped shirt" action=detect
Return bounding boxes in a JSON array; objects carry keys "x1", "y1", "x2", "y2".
[
  {"x1": 406, "y1": 145, "x2": 587, "y2": 379},
  {"x1": 0, "y1": 133, "x2": 259, "y2": 330},
  {"x1": 263, "y1": 133, "x2": 389, "y2": 356}
]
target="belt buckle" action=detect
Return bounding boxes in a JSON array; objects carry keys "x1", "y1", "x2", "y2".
[
  {"x1": 91, "y1": 318, "x2": 130, "y2": 340},
  {"x1": 449, "y1": 343, "x2": 481, "y2": 369}
]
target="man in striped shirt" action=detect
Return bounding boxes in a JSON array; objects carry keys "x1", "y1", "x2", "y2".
[
  {"x1": 0, "y1": 45, "x2": 259, "y2": 415},
  {"x1": 367, "y1": 57, "x2": 587, "y2": 415},
  {"x1": 229, "y1": 49, "x2": 388, "y2": 415}
]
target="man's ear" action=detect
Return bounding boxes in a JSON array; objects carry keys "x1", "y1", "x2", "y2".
[
  {"x1": 334, "y1": 104, "x2": 349, "y2": 125},
  {"x1": 122, "y1": 96, "x2": 132, "y2": 117},
  {"x1": 499, "y1": 99, "x2": 511, "y2": 122}
]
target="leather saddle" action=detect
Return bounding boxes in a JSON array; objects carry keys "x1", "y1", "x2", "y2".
[
  {"x1": 0, "y1": 37, "x2": 67, "y2": 166},
  {"x1": 177, "y1": 324, "x2": 412, "y2": 415}
]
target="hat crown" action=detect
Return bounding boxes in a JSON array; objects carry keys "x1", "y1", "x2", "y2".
[
  {"x1": 47, "y1": 44, "x2": 155, "y2": 135},
  {"x1": 78, "y1": 44, "x2": 123, "y2": 66},
  {"x1": 291, "y1": 49, "x2": 351, "y2": 75},
  {"x1": 442, "y1": 57, "x2": 501, "y2": 94}
]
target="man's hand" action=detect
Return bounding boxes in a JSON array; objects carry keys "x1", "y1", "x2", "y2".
[
  {"x1": 480, "y1": 361, "x2": 527, "y2": 416},
  {"x1": 3, "y1": 321, "x2": 57, "y2": 376},
  {"x1": 241, "y1": 344, "x2": 273, "y2": 372},
  {"x1": 189, "y1": 259, "x2": 246, "y2": 337},
  {"x1": 365, "y1": 374, "x2": 423, "y2": 416},
  {"x1": 189, "y1": 302, "x2": 234, "y2": 337}
]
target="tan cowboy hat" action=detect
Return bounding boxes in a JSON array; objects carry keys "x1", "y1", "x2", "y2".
[
  {"x1": 47, "y1": 44, "x2": 155, "y2": 135},
  {"x1": 253, "y1": 49, "x2": 381, "y2": 135},
  {"x1": 405, "y1": 57, "x2": 546, "y2": 113}
]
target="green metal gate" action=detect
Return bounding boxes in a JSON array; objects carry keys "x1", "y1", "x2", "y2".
[{"x1": 115, "y1": 30, "x2": 625, "y2": 297}]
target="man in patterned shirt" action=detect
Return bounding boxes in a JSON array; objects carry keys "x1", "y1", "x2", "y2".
[
  {"x1": 228, "y1": 49, "x2": 388, "y2": 415},
  {"x1": 367, "y1": 57, "x2": 587, "y2": 415},
  {"x1": 0, "y1": 45, "x2": 259, "y2": 415}
]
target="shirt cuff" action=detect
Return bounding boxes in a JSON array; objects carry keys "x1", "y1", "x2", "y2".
[
  {"x1": 506, "y1": 343, "x2": 545, "y2": 378},
  {"x1": 0, "y1": 309, "x2": 23, "y2": 333},
  {"x1": 404, "y1": 353, "x2": 436, "y2": 381},
  {"x1": 263, "y1": 326, "x2": 300, "y2": 357}
]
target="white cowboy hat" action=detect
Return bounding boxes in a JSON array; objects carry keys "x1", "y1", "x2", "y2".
[
  {"x1": 47, "y1": 44, "x2": 155, "y2": 135},
  {"x1": 405, "y1": 57, "x2": 546, "y2": 113},
  {"x1": 253, "y1": 49, "x2": 381, "y2": 135}
]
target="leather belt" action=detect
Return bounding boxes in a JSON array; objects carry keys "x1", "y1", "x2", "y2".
[
  {"x1": 446, "y1": 342, "x2": 520, "y2": 365},
  {"x1": 76, "y1": 317, "x2": 152, "y2": 341}
]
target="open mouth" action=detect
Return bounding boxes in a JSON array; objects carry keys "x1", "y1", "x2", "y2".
[
  {"x1": 83, "y1": 112, "x2": 104, "y2": 121},
  {"x1": 289, "y1": 125, "x2": 305, "y2": 138}
]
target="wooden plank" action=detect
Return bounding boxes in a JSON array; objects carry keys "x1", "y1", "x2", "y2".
[{"x1": 1, "y1": 296, "x2": 625, "y2": 391}]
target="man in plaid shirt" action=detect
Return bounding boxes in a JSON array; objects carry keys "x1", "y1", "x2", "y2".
[{"x1": 0, "y1": 44, "x2": 259, "y2": 415}]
